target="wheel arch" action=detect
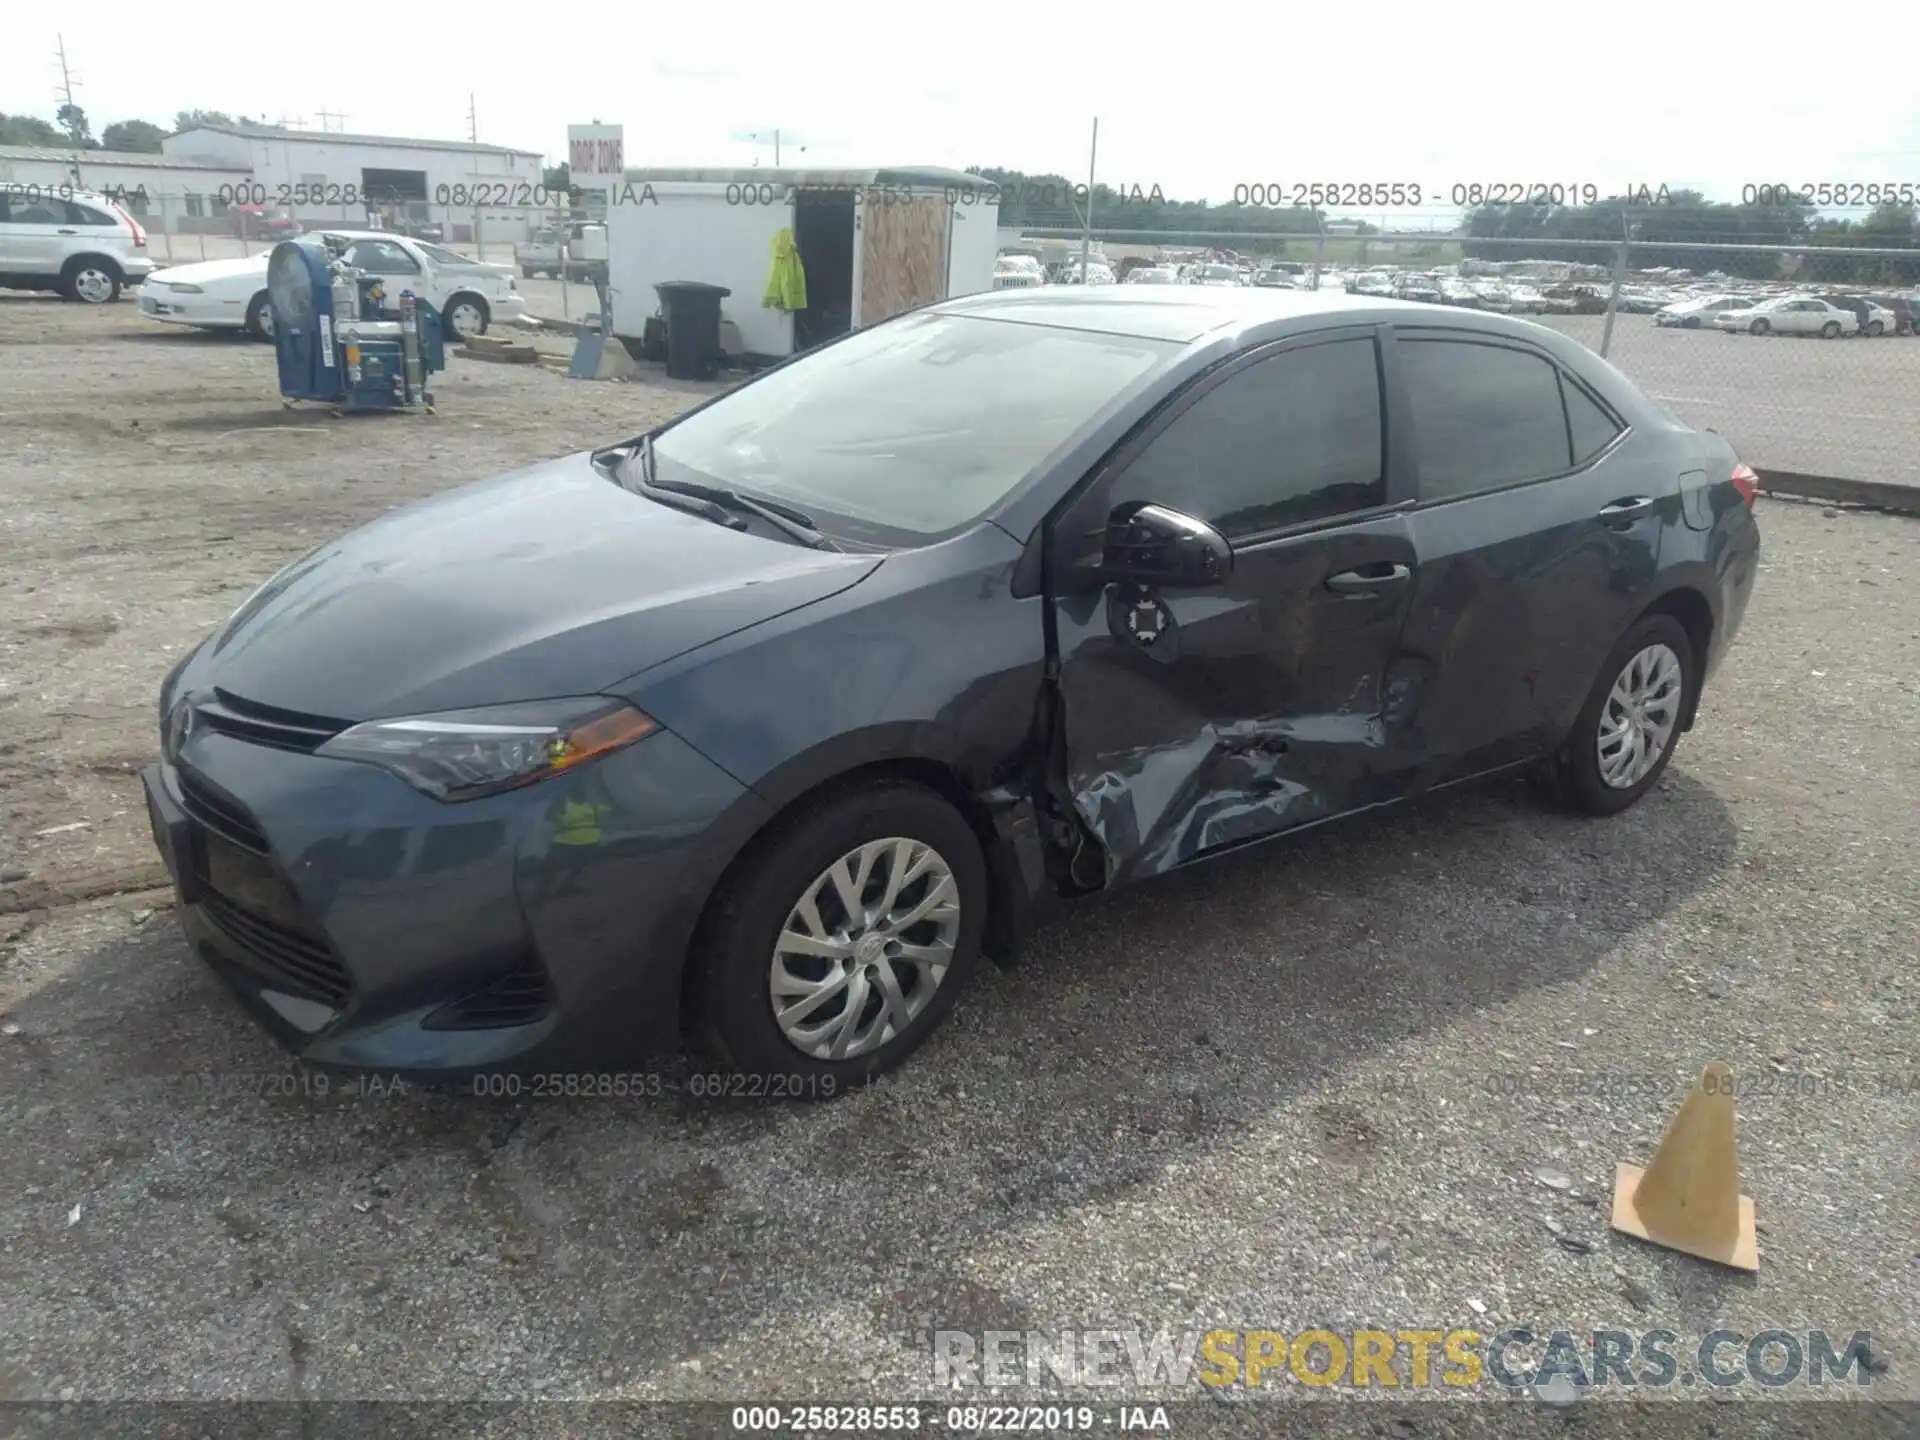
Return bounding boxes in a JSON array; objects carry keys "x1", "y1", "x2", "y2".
[
  {"x1": 679, "y1": 743, "x2": 1039, "y2": 1036},
  {"x1": 442, "y1": 289, "x2": 490, "y2": 333},
  {"x1": 61, "y1": 251, "x2": 125, "y2": 279},
  {"x1": 1633, "y1": 585, "x2": 1715, "y2": 731}
]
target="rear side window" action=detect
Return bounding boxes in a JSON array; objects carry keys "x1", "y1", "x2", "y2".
[
  {"x1": 71, "y1": 203, "x2": 121, "y2": 226},
  {"x1": 1561, "y1": 376, "x2": 1623, "y2": 464},
  {"x1": 1111, "y1": 336, "x2": 1385, "y2": 539},
  {"x1": 1400, "y1": 338, "x2": 1572, "y2": 500}
]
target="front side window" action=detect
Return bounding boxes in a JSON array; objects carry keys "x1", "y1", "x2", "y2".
[
  {"x1": 1107, "y1": 336, "x2": 1386, "y2": 539},
  {"x1": 415, "y1": 242, "x2": 473, "y2": 268},
  {"x1": 651, "y1": 311, "x2": 1178, "y2": 546},
  {"x1": 346, "y1": 240, "x2": 420, "y2": 275},
  {"x1": 1400, "y1": 338, "x2": 1573, "y2": 499}
]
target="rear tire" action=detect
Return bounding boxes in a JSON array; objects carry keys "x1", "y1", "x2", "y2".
[
  {"x1": 1821, "y1": 320, "x2": 1842, "y2": 339},
  {"x1": 1683, "y1": 316, "x2": 1700, "y2": 329},
  {"x1": 1546, "y1": 614, "x2": 1695, "y2": 817},
  {"x1": 244, "y1": 292, "x2": 274, "y2": 343},
  {"x1": 61, "y1": 258, "x2": 121, "y2": 305},
  {"x1": 694, "y1": 781, "x2": 988, "y2": 1092},
  {"x1": 1867, "y1": 320, "x2": 1884, "y2": 337}
]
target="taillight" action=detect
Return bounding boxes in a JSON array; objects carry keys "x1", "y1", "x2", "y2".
[
  {"x1": 114, "y1": 204, "x2": 148, "y2": 248},
  {"x1": 1729, "y1": 463, "x2": 1758, "y2": 506}
]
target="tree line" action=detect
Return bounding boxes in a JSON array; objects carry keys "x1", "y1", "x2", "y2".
[
  {"x1": 975, "y1": 169, "x2": 1918, "y2": 283},
  {"x1": 1, "y1": 109, "x2": 251, "y2": 153}
]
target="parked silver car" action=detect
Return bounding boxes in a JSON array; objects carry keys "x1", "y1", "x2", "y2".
[{"x1": 0, "y1": 186, "x2": 156, "y2": 302}]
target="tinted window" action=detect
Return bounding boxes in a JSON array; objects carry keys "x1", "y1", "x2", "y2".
[
  {"x1": 72, "y1": 203, "x2": 119, "y2": 226},
  {"x1": 8, "y1": 200, "x2": 67, "y2": 225},
  {"x1": 1111, "y1": 337, "x2": 1385, "y2": 538},
  {"x1": 416, "y1": 242, "x2": 473, "y2": 267},
  {"x1": 1562, "y1": 376, "x2": 1623, "y2": 464},
  {"x1": 1401, "y1": 338, "x2": 1572, "y2": 499}
]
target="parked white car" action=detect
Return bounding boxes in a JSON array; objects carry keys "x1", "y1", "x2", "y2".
[
  {"x1": 1713, "y1": 295, "x2": 1859, "y2": 337},
  {"x1": 137, "y1": 231, "x2": 524, "y2": 342},
  {"x1": 1655, "y1": 294, "x2": 1753, "y2": 329},
  {"x1": 0, "y1": 187, "x2": 155, "y2": 303},
  {"x1": 991, "y1": 255, "x2": 1045, "y2": 290},
  {"x1": 1190, "y1": 263, "x2": 1242, "y2": 287}
]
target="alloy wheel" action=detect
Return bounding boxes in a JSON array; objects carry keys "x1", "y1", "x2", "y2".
[
  {"x1": 449, "y1": 302, "x2": 482, "y2": 338},
  {"x1": 73, "y1": 268, "x2": 115, "y2": 304},
  {"x1": 769, "y1": 837, "x2": 961, "y2": 1061},
  {"x1": 1597, "y1": 643, "x2": 1683, "y2": 790}
]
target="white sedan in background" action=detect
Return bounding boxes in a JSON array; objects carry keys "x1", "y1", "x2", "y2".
[
  {"x1": 1713, "y1": 295, "x2": 1859, "y2": 337},
  {"x1": 136, "y1": 232, "x2": 524, "y2": 343}
]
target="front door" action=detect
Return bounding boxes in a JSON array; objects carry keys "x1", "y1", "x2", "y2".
[
  {"x1": 0, "y1": 194, "x2": 74, "y2": 276},
  {"x1": 1046, "y1": 327, "x2": 1420, "y2": 886}
]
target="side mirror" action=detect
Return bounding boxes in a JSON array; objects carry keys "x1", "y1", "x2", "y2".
[{"x1": 1101, "y1": 503, "x2": 1233, "y2": 588}]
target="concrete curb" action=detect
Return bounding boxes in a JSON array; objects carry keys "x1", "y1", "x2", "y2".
[{"x1": 1755, "y1": 470, "x2": 1920, "y2": 516}]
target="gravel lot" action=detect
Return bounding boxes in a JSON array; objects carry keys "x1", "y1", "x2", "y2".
[{"x1": 1, "y1": 296, "x2": 1916, "y2": 1436}]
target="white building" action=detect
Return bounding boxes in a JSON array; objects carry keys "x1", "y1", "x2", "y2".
[{"x1": 0, "y1": 144, "x2": 246, "y2": 223}]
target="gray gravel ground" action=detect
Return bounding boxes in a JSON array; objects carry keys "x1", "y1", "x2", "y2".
[{"x1": 1, "y1": 296, "x2": 1917, "y2": 1438}]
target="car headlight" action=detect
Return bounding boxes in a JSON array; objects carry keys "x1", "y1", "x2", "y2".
[
  {"x1": 315, "y1": 698, "x2": 659, "y2": 802},
  {"x1": 167, "y1": 282, "x2": 205, "y2": 294}
]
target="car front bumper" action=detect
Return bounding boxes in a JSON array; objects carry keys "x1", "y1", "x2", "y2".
[
  {"x1": 141, "y1": 710, "x2": 766, "y2": 1079},
  {"x1": 137, "y1": 285, "x2": 246, "y2": 327}
]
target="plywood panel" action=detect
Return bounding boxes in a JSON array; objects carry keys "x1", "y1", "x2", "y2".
[{"x1": 858, "y1": 195, "x2": 951, "y2": 326}]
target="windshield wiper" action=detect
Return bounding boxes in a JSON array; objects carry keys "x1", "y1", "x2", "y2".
[{"x1": 642, "y1": 475, "x2": 840, "y2": 551}]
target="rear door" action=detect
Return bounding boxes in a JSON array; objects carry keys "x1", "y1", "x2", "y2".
[
  {"x1": 1048, "y1": 326, "x2": 1422, "y2": 885},
  {"x1": 1390, "y1": 326, "x2": 1660, "y2": 783}
]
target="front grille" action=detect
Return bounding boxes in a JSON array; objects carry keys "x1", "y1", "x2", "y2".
[
  {"x1": 176, "y1": 767, "x2": 270, "y2": 855},
  {"x1": 197, "y1": 688, "x2": 346, "y2": 755},
  {"x1": 424, "y1": 959, "x2": 553, "y2": 1031},
  {"x1": 198, "y1": 889, "x2": 353, "y2": 1008}
]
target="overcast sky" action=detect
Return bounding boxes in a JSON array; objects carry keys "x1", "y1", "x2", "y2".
[{"x1": 9, "y1": 3, "x2": 1920, "y2": 218}]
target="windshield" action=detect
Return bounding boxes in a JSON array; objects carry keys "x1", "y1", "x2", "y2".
[{"x1": 649, "y1": 311, "x2": 1178, "y2": 546}]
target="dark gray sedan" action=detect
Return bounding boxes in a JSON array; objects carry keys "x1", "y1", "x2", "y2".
[{"x1": 144, "y1": 286, "x2": 1760, "y2": 1089}]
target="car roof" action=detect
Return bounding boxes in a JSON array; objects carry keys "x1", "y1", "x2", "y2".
[{"x1": 935, "y1": 284, "x2": 1633, "y2": 368}]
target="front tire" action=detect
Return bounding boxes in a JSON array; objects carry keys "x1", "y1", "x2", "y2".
[
  {"x1": 1749, "y1": 318, "x2": 1770, "y2": 335},
  {"x1": 1547, "y1": 614, "x2": 1695, "y2": 817},
  {"x1": 444, "y1": 293, "x2": 489, "y2": 340},
  {"x1": 1683, "y1": 316, "x2": 1700, "y2": 329},
  {"x1": 244, "y1": 292, "x2": 275, "y2": 343},
  {"x1": 1867, "y1": 320, "x2": 1884, "y2": 337},
  {"x1": 695, "y1": 781, "x2": 988, "y2": 1091}
]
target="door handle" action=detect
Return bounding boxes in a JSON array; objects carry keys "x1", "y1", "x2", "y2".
[
  {"x1": 1325, "y1": 563, "x2": 1411, "y2": 594},
  {"x1": 57, "y1": 228, "x2": 79, "y2": 235},
  {"x1": 1598, "y1": 496, "x2": 1656, "y2": 523}
]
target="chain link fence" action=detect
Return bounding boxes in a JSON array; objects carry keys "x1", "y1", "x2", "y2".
[
  {"x1": 1021, "y1": 225, "x2": 1920, "y2": 494},
  {"x1": 73, "y1": 180, "x2": 1920, "y2": 493}
]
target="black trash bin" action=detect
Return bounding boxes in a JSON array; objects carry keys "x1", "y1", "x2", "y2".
[{"x1": 654, "y1": 280, "x2": 731, "y2": 380}]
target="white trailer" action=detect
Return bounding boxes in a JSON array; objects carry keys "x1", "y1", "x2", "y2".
[{"x1": 604, "y1": 166, "x2": 998, "y2": 362}]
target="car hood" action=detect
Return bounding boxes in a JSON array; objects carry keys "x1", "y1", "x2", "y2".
[
  {"x1": 200, "y1": 452, "x2": 883, "y2": 720},
  {"x1": 147, "y1": 255, "x2": 270, "y2": 287}
]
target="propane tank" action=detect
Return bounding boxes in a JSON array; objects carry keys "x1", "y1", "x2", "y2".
[{"x1": 400, "y1": 291, "x2": 424, "y2": 405}]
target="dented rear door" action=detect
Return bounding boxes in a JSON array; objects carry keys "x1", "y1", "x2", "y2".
[{"x1": 1045, "y1": 326, "x2": 1420, "y2": 886}]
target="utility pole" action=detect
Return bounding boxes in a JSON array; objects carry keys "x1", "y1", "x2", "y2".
[
  {"x1": 54, "y1": 35, "x2": 83, "y2": 183},
  {"x1": 1079, "y1": 118, "x2": 1098, "y2": 287},
  {"x1": 468, "y1": 94, "x2": 483, "y2": 258}
]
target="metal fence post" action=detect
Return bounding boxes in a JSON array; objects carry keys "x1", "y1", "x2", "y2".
[{"x1": 1599, "y1": 228, "x2": 1631, "y2": 359}]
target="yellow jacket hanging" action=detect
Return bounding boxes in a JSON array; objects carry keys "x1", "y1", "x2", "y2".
[{"x1": 764, "y1": 227, "x2": 808, "y2": 311}]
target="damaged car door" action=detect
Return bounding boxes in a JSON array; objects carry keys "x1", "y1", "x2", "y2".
[{"x1": 1044, "y1": 327, "x2": 1419, "y2": 886}]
